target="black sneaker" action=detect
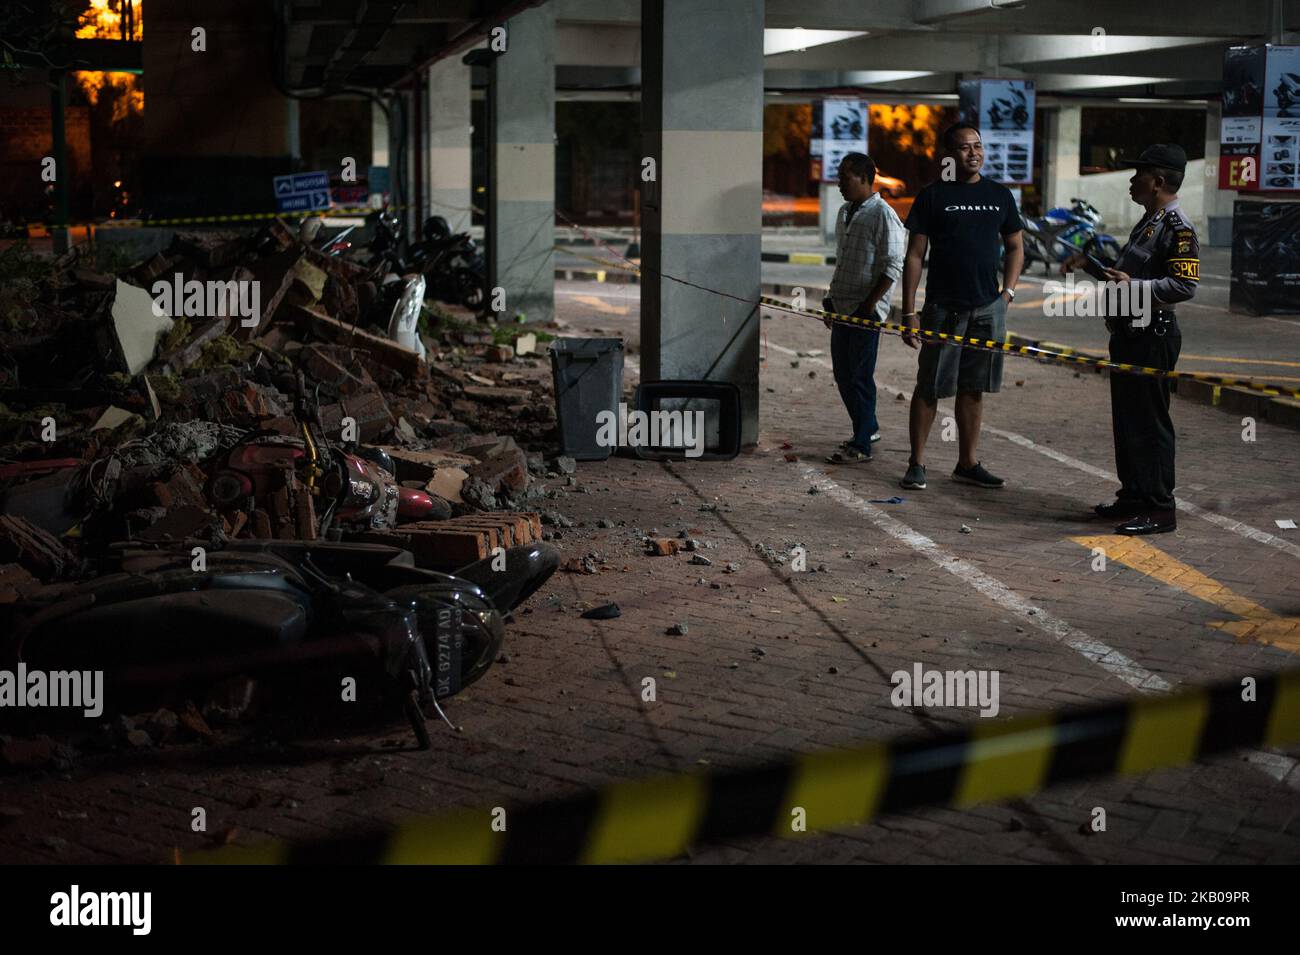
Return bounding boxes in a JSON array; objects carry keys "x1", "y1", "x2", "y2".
[
  {"x1": 953, "y1": 461, "x2": 1005, "y2": 488},
  {"x1": 900, "y1": 462, "x2": 927, "y2": 489}
]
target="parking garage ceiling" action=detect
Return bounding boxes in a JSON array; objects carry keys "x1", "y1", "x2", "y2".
[{"x1": 278, "y1": 0, "x2": 1300, "y2": 96}]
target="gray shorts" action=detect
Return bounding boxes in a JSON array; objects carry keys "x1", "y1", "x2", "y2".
[{"x1": 914, "y1": 297, "x2": 1007, "y2": 401}]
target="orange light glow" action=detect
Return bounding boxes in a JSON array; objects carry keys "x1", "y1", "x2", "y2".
[
  {"x1": 75, "y1": 0, "x2": 143, "y2": 122},
  {"x1": 869, "y1": 104, "x2": 941, "y2": 157}
]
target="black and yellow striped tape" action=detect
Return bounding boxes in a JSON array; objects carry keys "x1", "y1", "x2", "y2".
[
  {"x1": 546, "y1": 240, "x2": 1299, "y2": 401},
  {"x1": 188, "y1": 668, "x2": 1300, "y2": 864},
  {"x1": 91, "y1": 206, "x2": 391, "y2": 229},
  {"x1": 759, "y1": 295, "x2": 1300, "y2": 401}
]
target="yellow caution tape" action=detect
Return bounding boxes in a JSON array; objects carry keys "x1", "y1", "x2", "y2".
[{"x1": 188, "y1": 668, "x2": 1300, "y2": 865}]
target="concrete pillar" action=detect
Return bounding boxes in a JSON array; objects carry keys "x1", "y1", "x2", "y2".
[
  {"x1": 1202, "y1": 101, "x2": 1236, "y2": 247},
  {"x1": 819, "y1": 181, "x2": 839, "y2": 245},
  {"x1": 641, "y1": 0, "x2": 764, "y2": 445},
  {"x1": 427, "y1": 56, "x2": 473, "y2": 235},
  {"x1": 1043, "y1": 104, "x2": 1081, "y2": 214},
  {"x1": 372, "y1": 101, "x2": 390, "y2": 168},
  {"x1": 488, "y1": 6, "x2": 556, "y2": 324}
]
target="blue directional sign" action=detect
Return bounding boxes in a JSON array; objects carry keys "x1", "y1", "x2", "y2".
[{"x1": 273, "y1": 170, "x2": 332, "y2": 212}]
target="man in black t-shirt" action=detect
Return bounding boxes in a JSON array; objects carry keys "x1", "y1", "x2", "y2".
[{"x1": 897, "y1": 122, "x2": 1023, "y2": 491}]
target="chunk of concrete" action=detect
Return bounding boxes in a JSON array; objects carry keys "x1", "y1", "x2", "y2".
[{"x1": 111, "y1": 279, "x2": 174, "y2": 375}]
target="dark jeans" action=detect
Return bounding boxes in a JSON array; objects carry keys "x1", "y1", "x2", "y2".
[
  {"x1": 1109, "y1": 325, "x2": 1181, "y2": 510},
  {"x1": 830, "y1": 307, "x2": 881, "y2": 452}
]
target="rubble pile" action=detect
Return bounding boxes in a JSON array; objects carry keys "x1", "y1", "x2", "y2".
[
  {"x1": 0, "y1": 223, "x2": 569, "y2": 745},
  {"x1": 0, "y1": 223, "x2": 564, "y2": 578}
]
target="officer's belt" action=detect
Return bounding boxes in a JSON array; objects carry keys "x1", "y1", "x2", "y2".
[{"x1": 1118, "y1": 308, "x2": 1177, "y2": 335}]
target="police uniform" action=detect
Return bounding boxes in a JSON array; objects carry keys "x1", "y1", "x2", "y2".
[{"x1": 1097, "y1": 144, "x2": 1200, "y2": 535}]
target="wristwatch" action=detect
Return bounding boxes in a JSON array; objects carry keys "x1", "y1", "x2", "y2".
[{"x1": 1003, "y1": 287, "x2": 1016, "y2": 301}]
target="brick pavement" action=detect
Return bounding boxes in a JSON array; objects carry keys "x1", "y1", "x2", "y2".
[{"x1": 0, "y1": 286, "x2": 1297, "y2": 865}]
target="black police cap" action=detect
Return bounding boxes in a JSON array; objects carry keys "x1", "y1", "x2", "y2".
[{"x1": 1116, "y1": 143, "x2": 1188, "y2": 172}]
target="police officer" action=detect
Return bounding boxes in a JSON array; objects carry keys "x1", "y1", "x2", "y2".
[{"x1": 1064, "y1": 144, "x2": 1199, "y2": 535}]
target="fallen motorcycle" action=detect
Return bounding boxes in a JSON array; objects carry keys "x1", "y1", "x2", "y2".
[{"x1": 3, "y1": 538, "x2": 558, "y2": 748}]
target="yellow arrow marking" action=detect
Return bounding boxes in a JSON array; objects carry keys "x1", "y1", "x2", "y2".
[
  {"x1": 572, "y1": 295, "x2": 629, "y2": 315},
  {"x1": 1072, "y1": 535, "x2": 1300, "y2": 654}
]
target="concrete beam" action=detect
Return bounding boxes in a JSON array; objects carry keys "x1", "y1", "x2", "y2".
[
  {"x1": 764, "y1": 31, "x2": 989, "y2": 71},
  {"x1": 914, "y1": 0, "x2": 1026, "y2": 25},
  {"x1": 999, "y1": 34, "x2": 1222, "y2": 66}
]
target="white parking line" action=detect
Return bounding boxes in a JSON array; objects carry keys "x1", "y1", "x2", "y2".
[
  {"x1": 801, "y1": 463, "x2": 1166, "y2": 691},
  {"x1": 765, "y1": 340, "x2": 1300, "y2": 561},
  {"x1": 797, "y1": 461, "x2": 1299, "y2": 788},
  {"x1": 767, "y1": 336, "x2": 1300, "y2": 788}
]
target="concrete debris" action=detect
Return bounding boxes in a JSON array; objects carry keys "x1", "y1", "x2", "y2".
[
  {"x1": 667, "y1": 622, "x2": 689, "y2": 635},
  {"x1": 0, "y1": 221, "x2": 566, "y2": 745},
  {"x1": 111, "y1": 279, "x2": 175, "y2": 375},
  {"x1": 647, "y1": 538, "x2": 680, "y2": 556}
]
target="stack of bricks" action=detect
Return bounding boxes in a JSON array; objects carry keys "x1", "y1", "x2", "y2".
[{"x1": 350, "y1": 512, "x2": 542, "y2": 571}]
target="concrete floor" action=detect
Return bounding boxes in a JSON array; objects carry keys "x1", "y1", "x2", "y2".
[{"x1": 3, "y1": 283, "x2": 1297, "y2": 864}]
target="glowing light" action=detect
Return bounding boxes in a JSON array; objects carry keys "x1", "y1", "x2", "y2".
[{"x1": 74, "y1": 0, "x2": 143, "y2": 123}]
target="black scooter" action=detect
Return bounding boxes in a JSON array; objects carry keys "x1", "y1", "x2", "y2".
[{"x1": 5, "y1": 539, "x2": 558, "y2": 748}]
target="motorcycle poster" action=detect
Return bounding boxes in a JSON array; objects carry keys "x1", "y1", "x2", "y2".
[
  {"x1": 1220, "y1": 46, "x2": 1265, "y2": 150},
  {"x1": 1262, "y1": 46, "x2": 1300, "y2": 190},
  {"x1": 959, "y1": 79, "x2": 1035, "y2": 185},
  {"x1": 1223, "y1": 45, "x2": 1299, "y2": 192},
  {"x1": 1230, "y1": 199, "x2": 1300, "y2": 315},
  {"x1": 814, "y1": 99, "x2": 869, "y2": 183}
]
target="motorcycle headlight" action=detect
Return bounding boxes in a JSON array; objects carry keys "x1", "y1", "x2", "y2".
[{"x1": 346, "y1": 477, "x2": 377, "y2": 505}]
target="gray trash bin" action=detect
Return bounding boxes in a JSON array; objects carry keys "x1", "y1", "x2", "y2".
[{"x1": 550, "y1": 337, "x2": 624, "y2": 460}]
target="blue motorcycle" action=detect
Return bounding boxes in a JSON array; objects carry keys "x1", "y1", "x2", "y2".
[{"x1": 1021, "y1": 198, "x2": 1123, "y2": 274}]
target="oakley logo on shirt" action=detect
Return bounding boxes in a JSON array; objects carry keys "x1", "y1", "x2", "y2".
[{"x1": 943, "y1": 204, "x2": 1002, "y2": 212}]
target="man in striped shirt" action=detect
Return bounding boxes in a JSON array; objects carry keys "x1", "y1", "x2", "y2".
[{"x1": 823, "y1": 153, "x2": 906, "y2": 464}]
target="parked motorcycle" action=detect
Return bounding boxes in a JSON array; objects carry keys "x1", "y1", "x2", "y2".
[
  {"x1": 1020, "y1": 198, "x2": 1122, "y2": 274},
  {"x1": 362, "y1": 211, "x2": 486, "y2": 311},
  {"x1": 416, "y1": 215, "x2": 486, "y2": 310}
]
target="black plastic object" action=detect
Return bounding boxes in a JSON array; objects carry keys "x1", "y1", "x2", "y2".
[
  {"x1": 550, "y1": 337, "x2": 624, "y2": 460},
  {"x1": 631, "y1": 380, "x2": 742, "y2": 461}
]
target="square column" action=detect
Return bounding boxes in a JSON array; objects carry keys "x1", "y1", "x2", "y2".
[
  {"x1": 641, "y1": 0, "x2": 764, "y2": 445},
  {"x1": 488, "y1": 6, "x2": 556, "y2": 324},
  {"x1": 427, "y1": 56, "x2": 474, "y2": 234}
]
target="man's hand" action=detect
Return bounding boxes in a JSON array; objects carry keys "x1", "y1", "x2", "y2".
[
  {"x1": 1103, "y1": 267, "x2": 1131, "y2": 284},
  {"x1": 901, "y1": 312, "x2": 921, "y2": 349},
  {"x1": 822, "y1": 297, "x2": 834, "y2": 330},
  {"x1": 1061, "y1": 253, "x2": 1087, "y2": 275}
]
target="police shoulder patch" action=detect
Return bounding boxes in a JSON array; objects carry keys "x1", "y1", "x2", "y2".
[{"x1": 1168, "y1": 258, "x2": 1200, "y2": 280}]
